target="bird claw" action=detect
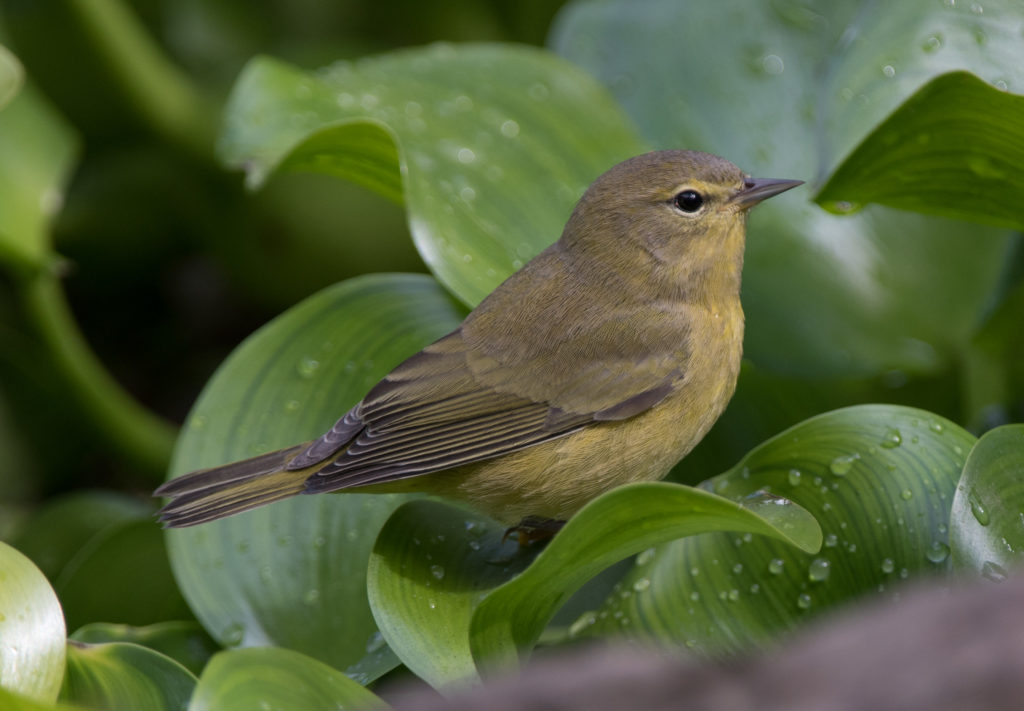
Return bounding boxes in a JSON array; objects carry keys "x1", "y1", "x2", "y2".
[{"x1": 502, "y1": 517, "x2": 566, "y2": 547}]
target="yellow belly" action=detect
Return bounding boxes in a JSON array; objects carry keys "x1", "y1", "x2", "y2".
[{"x1": 378, "y1": 307, "x2": 744, "y2": 524}]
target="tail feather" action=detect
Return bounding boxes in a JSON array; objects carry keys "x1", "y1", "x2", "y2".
[{"x1": 156, "y1": 444, "x2": 313, "y2": 528}]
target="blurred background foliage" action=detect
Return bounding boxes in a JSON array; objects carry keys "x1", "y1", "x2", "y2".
[{"x1": 0, "y1": 0, "x2": 570, "y2": 508}]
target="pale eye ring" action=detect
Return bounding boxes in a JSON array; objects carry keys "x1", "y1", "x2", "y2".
[{"x1": 673, "y1": 189, "x2": 704, "y2": 213}]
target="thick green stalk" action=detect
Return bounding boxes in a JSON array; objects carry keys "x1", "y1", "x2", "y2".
[
  {"x1": 66, "y1": 0, "x2": 216, "y2": 159},
  {"x1": 21, "y1": 270, "x2": 176, "y2": 480}
]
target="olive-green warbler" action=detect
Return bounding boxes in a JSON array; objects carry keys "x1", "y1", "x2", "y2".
[{"x1": 156, "y1": 150, "x2": 801, "y2": 530}]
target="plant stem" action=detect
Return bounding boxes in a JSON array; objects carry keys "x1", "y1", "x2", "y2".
[
  {"x1": 20, "y1": 270, "x2": 176, "y2": 481},
  {"x1": 66, "y1": 0, "x2": 216, "y2": 160}
]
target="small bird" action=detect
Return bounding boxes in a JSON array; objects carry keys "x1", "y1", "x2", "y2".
[{"x1": 156, "y1": 150, "x2": 801, "y2": 532}]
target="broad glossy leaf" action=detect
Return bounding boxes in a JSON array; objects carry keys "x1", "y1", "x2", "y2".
[
  {"x1": 950, "y1": 425, "x2": 1024, "y2": 581},
  {"x1": 470, "y1": 484, "x2": 819, "y2": 673},
  {"x1": 0, "y1": 687, "x2": 78, "y2": 711},
  {"x1": 367, "y1": 501, "x2": 533, "y2": 690},
  {"x1": 817, "y1": 72, "x2": 1024, "y2": 230},
  {"x1": 55, "y1": 520, "x2": 192, "y2": 631},
  {"x1": 0, "y1": 542, "x2": 65, "y2": 703},
  {"x1": 369, "y1": 485, "x2": 818, "y2": 688},
  {"x1": 10, "y1": 490, "x2": 150, "y2": 581},
  {"x1": 0, "y1": 44, "x2": 22, "y2": 111},
  {"x1": 0, "y1": 82, "x2": 76, "y2": 269},
  {"x1": 70, "y1": 622, "x2": 218, "y2": 677},
  {"x1": 220, "y1": 44, "x2": 647, "y2": 306},
  {"x1": 582, "y1": 405, "x2": 973, "y2": 654},
  {"x1": 963, "y1": 279, "x2": 1024, "y2": 430},
  {"x1": 166, "y1": 274, "x2": 464, "y2": 682},
  {"x1": 552, "y1": 0, "x2": 1015, "y2": 376},
  {"x1": 60, "y1": 641, "x2": 195, "y2": 711},
  {"x1": 190, "y1": 647, "x2": 388, "y2": 711}
]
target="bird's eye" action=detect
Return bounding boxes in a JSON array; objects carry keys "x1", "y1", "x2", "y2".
[{"x1": 673, "y1": 189, "x2": 704, "y2": 213}]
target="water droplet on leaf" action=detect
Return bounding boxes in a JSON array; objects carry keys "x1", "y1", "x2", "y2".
[
  {"x1": 830, "y1": 453, "x2": 860, "y2": 476},
  {"x1": 808, "y1": 557, "x2": 831, "y2": 582}
]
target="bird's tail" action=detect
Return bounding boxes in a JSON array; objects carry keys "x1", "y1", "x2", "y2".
[{"x1": 155, "y1": 443, "x2": 313, "y2": 528}]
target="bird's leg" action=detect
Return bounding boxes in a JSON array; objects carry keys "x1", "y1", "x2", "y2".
[{"x1": 502, "y1": 516, "x2": 566, "y2": 547}]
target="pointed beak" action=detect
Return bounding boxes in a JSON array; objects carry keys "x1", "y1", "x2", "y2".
[{"x1": 729, "y1": 177, "x2": 804, "y2": 209}]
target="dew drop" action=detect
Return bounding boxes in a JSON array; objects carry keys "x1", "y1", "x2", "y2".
[
  {"x1": 900, "y1": 489, "x2": 913, "y2": 501},
  {"x1": 689, "y1": 591, "x2": 700, "y2": 602},
  {"x1": 882, "y1": 64, "x2": 896, "y2": 78},
  {"x1": 969, "y1": 494, "x2": 991, "y2": 526},
  {"x1": 788, "y1": 469, "x2": 802, "y2": 486},
  {"x1": 967, "y1": 156, "x2": 1005, "y2": 179},
  {"x1": 824, "y1": 533, "x2": 839, "y2": 548},
  {"x1": 297, "y1": 356, "x2": 320, "y2": 378},
  {"x1": 732, "y1": 563, "x2": 744, "y2": 574},
  {"x1": 926, "y1": 541, "x2": 950, "y2": 564},
  {"x1": 528, "y1": 83, "x2": 550, "y2": 101},
  {"x1": 880, "y1": 428, "x2": 902, "y2": 449},
  {"x1": 761, "y1": 54, "x2": 785, "y2": 75},
  {"x1": 808, "y1": 557, "x2": 831, "y2": 582},
  {"x1": 457, "y1": 147, "x2": 476, "y2": 164},
  {"x1": 728, "y1": 589, "x2": 740, "y2": 602},
  {"x1": 921, "y1": 34, "x2": 944, "y2": 52},
  {"x1": 222, "y1": 623, "x2": 244, "y2": 646},
  {"x1": 633, "y1": 578, "x2": 651, "y2": 593},
  {"x1": 636, "y1": 548, "x2": 656, "y2": 565},
  {"x1": 500, "y1": 119, "x2": 520, "y2": 138},
  {"x1": 881, "y1": 558, "x2": 895, "y2": 574},
  {"x1": 430, "y1": 564, "x2": 445, "y2": 580},
  {"x1": 796, "y1": 593, "x2": 812, "y2": 610},
  {"x1": 569, "y1": 611, "x2": 597, "y2": 637},
  {"x1": 830, "y1": 453, "x2": 860, "y2": 476},
  {"x1": 768, "y1": 558, "x2": 785, "y2": 575}
]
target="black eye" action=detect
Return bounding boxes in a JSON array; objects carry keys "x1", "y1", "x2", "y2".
[{"x1": 673, "y1": 189, "x2": 704, "y2": 213}]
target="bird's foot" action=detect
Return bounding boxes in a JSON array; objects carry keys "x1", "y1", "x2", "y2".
[{"x1": 502, "y1": 517, "x2": 566, "y2": 548}]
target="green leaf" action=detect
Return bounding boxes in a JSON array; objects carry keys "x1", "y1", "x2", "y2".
[
  {"x1": 552, "y1": 0, "x2": 1016, "y2": 376},
  {"x1": 817, "y1": 72, "x2": 1024, "y2": 230},
  {"x1": 581, "y1": 405, "x2": 973, "y2": 654},
  {"x1": 368, "y1": 485, "x2": 818, "y2": 688},
  {"x1": 0, "y1": 542, "x2": 65, "y2": 703},
  {"x1": 219, "y1": 45, "x2": 647, "y2": 307},
  {"x1": 166, "y1": 274, "x2": 464, "y2": 683},
  {"x1": 367, "y1": 501, "x2": 534, "y2": 691},
  {"x1": 189, "y1": 647, "x2": 389, "y2": 711},
  {"x1": 10, "y1": 490, "x2": 150, "y2": 581},
  {"x1": 0, "y1": 686, "x2": 78, "y2": 711},
  {"x1": 55, "y1": 520, "x2": 192, "y2": 631},
  {"x1": 70, "y1": 622, "x2": 218, "y2": 677},
  {"x1": 950, "y1": 425, "x2": 1024, "y2": 581},
  {"x1": 963, "y1": 277, "x2": 1024, "y2": 430},
  {"x1": 0, "y1": 83, "x2": 76, "y2": 269},
  {"x1": 470, "y1": 483, "x2": 820, "y2": 673},
  {"x1": 0, "y1": 44, "x2": 23, "y2": 111},
  {"x1": 60, "y1": 641, "x2": 196, "y2": 711}
]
